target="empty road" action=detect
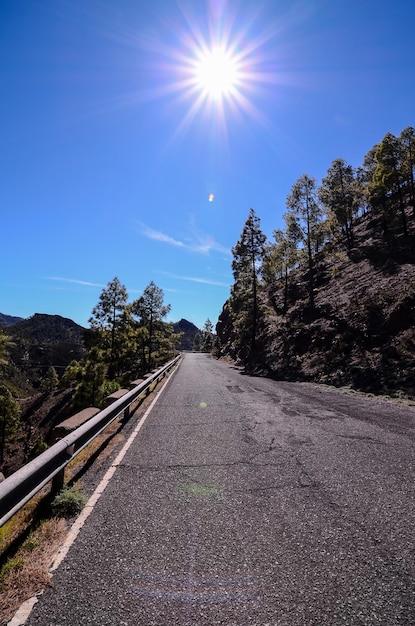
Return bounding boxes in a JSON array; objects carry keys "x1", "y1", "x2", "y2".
[{"x1": 25, "y1": 353, "x2": 415, "y2": 625}]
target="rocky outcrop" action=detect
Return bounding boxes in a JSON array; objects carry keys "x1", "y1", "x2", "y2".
[{"x1": 173, "y1": 318, "x2": 200, "y2": 350}]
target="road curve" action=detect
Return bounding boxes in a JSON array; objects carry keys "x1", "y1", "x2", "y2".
[{"x1": 25, "y1": 353, "x2": 415, "y2": 625}]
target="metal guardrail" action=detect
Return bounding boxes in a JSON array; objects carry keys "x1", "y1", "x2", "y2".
[{"x1": 0, "y1": 355, "x2": 181, "y2": 528}]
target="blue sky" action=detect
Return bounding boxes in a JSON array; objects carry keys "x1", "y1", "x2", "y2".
[{"x1": 2, "y1": 0, "x2": 415, "y2": 329}]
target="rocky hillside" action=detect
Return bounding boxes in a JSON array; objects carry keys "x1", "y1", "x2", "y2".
[
  {"x1": 2, "y1": 389, "x2": 75, "y2": 477},
  {"x1": 3, "y1": 314, "x2": 86, "y2": 391},
  {"x1": 5, "y1": 313, "x2": 85, "y2": 343},
  {"x1": 218, "y1": 210, "x2": 415, "y2": 398},
  {"x1": 173, "y1": 318, "x2": 199, "y2": 350}
]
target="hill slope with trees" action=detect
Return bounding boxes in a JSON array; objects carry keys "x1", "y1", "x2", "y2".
[{"x1": 216, "y1": 126, "x2": 415, "y2": 398}]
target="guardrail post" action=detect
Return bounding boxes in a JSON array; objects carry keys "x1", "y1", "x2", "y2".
[
  {"x1": 51, "y1": 468, "x2": 65, "y2": 496},
  {"x1": 51, "y1": 444, "x2": 75, "y2": 496}
]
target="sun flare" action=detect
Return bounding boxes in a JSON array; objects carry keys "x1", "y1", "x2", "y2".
[
  {"x1": 192, "y1": 46, "x2": 241, "y2": 101},
  {"x1": 138, "y1": 5, "x2": 282, "y2": 147}
]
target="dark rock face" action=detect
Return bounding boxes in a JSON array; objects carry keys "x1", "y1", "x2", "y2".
[
  {"x1": 173, "y1": 318, "x2": 200, "y2": 350},
  {"x1": 217, "y1": 211, "x2": 415, "y2": 397}
]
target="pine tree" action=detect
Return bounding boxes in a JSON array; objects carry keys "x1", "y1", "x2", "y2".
[
  {"x1": 73, "y1": 347, "x2": 114, "y2": 408},
  {"x1": 40, "y1": 366, "x2": 59, "y2": 392},
  {"x1": 131, "y1": 282, "x2": 171, "y2": 370},
  {"x1": 400, "y1": 126, "x2": 415, "y2": 217},
  {"x1": 285, "y1": 175, "x2": 323, "y2": 308},
  {"x1": 60, "y1": 360, "x2": 83, "y2": 389},
  {"x1": 230, "y1": 208, "x2": 266, "y2": 361},
  {"x1": 0, "y1": 385, "x2": 21, "y2": 465},
  {"x1": 193, "y1": 332, "x2": 202, "y2": 352},
  {"x1": 263, "y1": 228, "x2": 298, "y2": 313},
  {"x1": 89, "y1": 277, "x2": 129, "y2": 378},
  {"x1": 201, "y1": 318, "x2": 214, "y2": 353},
  {"x1": 319, "y1": 158, "x2": 362, "y2": 249},
  {"x1": 371, "y1": 132, "x2": 407, "y2": 235}
]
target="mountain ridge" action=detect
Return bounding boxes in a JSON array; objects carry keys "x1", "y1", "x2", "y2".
[
  {"x1": 0, "y1": 313, "x2": 24, "y2": 327},
  {"x1": 0, "y1": 314, "x2": 200, "y2": 382}
]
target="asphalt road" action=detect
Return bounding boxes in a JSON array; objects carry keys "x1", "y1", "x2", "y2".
[{"x1": 25, "y1": 353, "x2": 415, "y2": 625}]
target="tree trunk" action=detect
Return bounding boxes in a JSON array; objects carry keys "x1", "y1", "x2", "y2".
[
  {"x1": 251, "y1": 235, "x2": 257, "y2": 356},
  {"x1": 283, "y1": 266, "x2": 288, "y2": 314},
  {"x1": 306, "y1": 203, "x2": 315, "y2": 309},
  {"x1": 393, "y1": 165, "x2": 408, "y2": 235}
]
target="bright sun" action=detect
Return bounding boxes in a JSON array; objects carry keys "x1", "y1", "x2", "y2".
[
  {"x1": 144, "y1": 8, "x2": 281, "y2": 143},
  {"x1": 193, "y1": 46, "x2": 241, "y2": 101}
]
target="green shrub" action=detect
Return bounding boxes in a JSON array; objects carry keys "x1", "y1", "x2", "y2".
[
  {"x1": 51, "y1": 486, "x2": 87, "y2": 518},
  {"x1": 23, "y1": 535, "x2": 40, "y2": 552}
]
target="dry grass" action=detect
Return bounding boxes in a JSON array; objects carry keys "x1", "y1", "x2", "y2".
[{"x1": 0, "y1": 518, "x2": 68, "y2": 625}]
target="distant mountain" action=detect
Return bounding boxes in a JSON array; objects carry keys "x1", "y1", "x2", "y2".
[
  {"x1": 0, "y1": 312, "x2": 24, "y2": 327},
  {"x1": 4, "y1": 314, "x2": 86, "y2": 381},
  {"x1": 173, "y1": 318, "x2": 200, "y2": 350},
  {"x1": 7, "y1": 313, "x2": 86, "y2": 343}
]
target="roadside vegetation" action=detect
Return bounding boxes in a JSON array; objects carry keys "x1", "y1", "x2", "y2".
[{"x1": 63, "y1": 279, "x2": 181, "y2": 409}]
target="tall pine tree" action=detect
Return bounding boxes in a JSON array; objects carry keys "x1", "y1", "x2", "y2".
[
  {"x1": 262, "y1": 228, "x2": 298, "y2": 314},
  {"x1": 229, "y1": 208, "x2": 266, "y2": 361},
  {"x1": 372, "y1": 132, "x2": 407, "y2": 235},
  {"x1": 399, "y1": 126, "x2": 415, "y2": 218},
  {"x1": 285, "y1": 175, "x2": 323, "y2": 308},
  {"x1": 319, "y1": 158, "x2": 362, "y2": 249},
  {"x1": 88, "y1": 277, "x2": 129, "y2": 378},
  {"x1": 131, "y1": 282, "x2": 171, "y2": 370}
]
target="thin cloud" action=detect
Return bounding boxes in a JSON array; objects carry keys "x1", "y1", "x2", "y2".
[
  {"x1": 188, "y1": 237, "x2": 231, "y2": 256},
  {"x1": 139, "y1": 222, "x2": 231, "y2": 256},
  {"x1": 163, "y1": 287, "x2": 194, "y2": 295},
  {"x1": 186, "y1": 217, "x2": 232, "y2": 256},
  {"x1": 139, "y1": 224, "x2": 185, "y2": 248},
  {"x1": 158, "y1": 271, "x2": 230, "y2": 287},
  {"x1": 46, "y1": 277, "x2": 105, "y2": 288}
]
